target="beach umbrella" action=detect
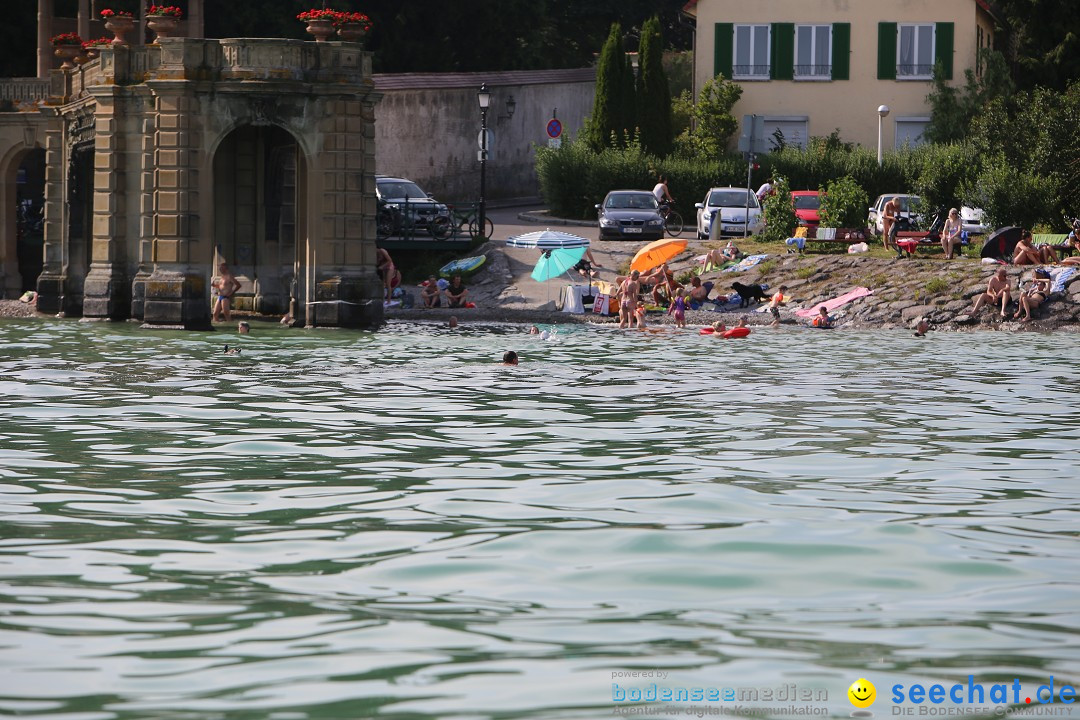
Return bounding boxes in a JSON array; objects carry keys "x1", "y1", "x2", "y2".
[
  {"x1": 981, "y1": 226, "x2": 1022, "y2": 260},
  {"x1": 630, "y1": 237, "x2": 688, "y2": 273},
  {"x1": 531, "y1": 246, "x2": 585, "y2": 283},
  {"x1": 506, "y1": 229, "x2": 590, "y2": 250}
]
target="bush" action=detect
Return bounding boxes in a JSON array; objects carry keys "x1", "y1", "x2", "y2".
[
  {"x1": 960, "y1": 155, "x2": 1056, "y2": 230},
  {"x1": 674, "y1": 74, "x2": 742, "y2": 159},
  {"x1": 819, "y1": 176, "x2": 870, "y2": 229},
  {"x1": 760, "y1": 177, "x2": 796, "y2": 243}
]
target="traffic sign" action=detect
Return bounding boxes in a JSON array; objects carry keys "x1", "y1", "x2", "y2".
[
  {"x1": 546, "y1": 119, "x2": 562, "y2": 139},
  {"x1": 477, "y1": 129, "x2": 494, "y2": 150},
  {"x1": 547, "y1": 137, "x2": 562, "y2": 149}
]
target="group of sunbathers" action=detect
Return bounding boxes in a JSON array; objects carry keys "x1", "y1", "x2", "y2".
[{"x1": 969, "y1": 266, "x2": 1054, "y2": 322}]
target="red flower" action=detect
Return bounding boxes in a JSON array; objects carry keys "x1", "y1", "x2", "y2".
[
  {"x1": 82, "y1": 36, "x2": 114, "y2": 49},
  {"x1": 297, "y1": 8, "x2": 338, "y2": 21},
  {"x1": 99, "y1": 8, "x2": 133, "y2": 19},
  {"x1": 148, "y1": 5, "x2": 183, "y2": 18},
  {"x1": 51, "y1": 32, "x2": 84, "y2": 46},
  {"x1": 333, "y1": 11, "x2": 372, "y2": 30}
]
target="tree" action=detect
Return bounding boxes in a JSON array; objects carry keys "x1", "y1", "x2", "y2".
[
  {"x1": 675, "y1": 74, "x2": 742, "y2": 158},
  {"x1": 636, "y1": 16, "x2": 673, "y2": 157},
  {"x1": 993, "y1": 0, "x2": 1080, "y2": 91},
  {"x1": 760, "y1": 177, "x2": 797, "y2": 243},
  {"x1": 818, "y1": 176, "x2": 870, "y2": 230},
  {"x1": 588, "y1": 24, "x2": 627, "y2": 149},
  {"x1": 924, "y1": 49, "x2": 1014, "y2": 144}
]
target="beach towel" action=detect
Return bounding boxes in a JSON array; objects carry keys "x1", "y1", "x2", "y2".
[
  {"x1": 1050, "y1": 266, "x2": 1078, "y2": 294},
  {"x1": 722, "y1": 254, "x2": 768, "y2": 273},
  {"x1": 794, "y1": 287, "x2": 874, "y2": 318}
]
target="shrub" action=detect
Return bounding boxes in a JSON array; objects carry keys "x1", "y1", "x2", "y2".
[
  {"x1": 960, "y1": 155, "x2": 1056, "y2": 230},
  {"x1": 760, "y1": 177, "x2": 796, "y2": 243},
  {"x1": 675, "y1": 74, "x2": 742, "y2": 158},
  {"x1": 819, "y1": 176, "x2": 870, "y2": 229}
]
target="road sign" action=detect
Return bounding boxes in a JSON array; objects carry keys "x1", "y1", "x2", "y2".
[
  {"x1": 477, "y1": 150, "x2": 488, "y2": 161},
  {"x1": 737, "y1": 114, "x2": 768, "y2": 154},
  {"x1": 547, "y1": 137, "x2": 562, "y2": 149},
  {"x1": 477, "y1": 129, "x2": 494, "y2": 150},
  {"x1": 547, "y1": 118, "x2": 562, "y2": 139}
]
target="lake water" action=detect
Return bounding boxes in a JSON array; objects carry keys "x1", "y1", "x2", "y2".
[{"x1": 1, "y1": 318, "x2": 1078, "y2": 720}]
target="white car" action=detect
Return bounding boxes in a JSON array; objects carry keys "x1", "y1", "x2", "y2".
[
  {"x1": 868, "y1": 194, "x2": 920, "y2": 235},
  {"x1": 960, "y1": 206, "x2": 989, "y2": 235},
  {"x1": 695, "y1": 187, "x2": 765, "y2": 239}
]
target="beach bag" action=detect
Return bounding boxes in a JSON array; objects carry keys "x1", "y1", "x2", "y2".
[{"x1": 593, "y1": 294, "x2": 613, "y2": 315}]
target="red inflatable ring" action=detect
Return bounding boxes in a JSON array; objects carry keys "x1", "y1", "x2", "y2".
[
  {"x1": 722, "y1": 327, "x2": 751, "y2": 338},
  {"x1": 699, "y1": 327, "x2": 716, "y2": 335}
]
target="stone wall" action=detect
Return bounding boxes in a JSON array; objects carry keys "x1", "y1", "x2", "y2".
[{"x1": 373, "y1": 69, "x2": 595, "y2": 203}]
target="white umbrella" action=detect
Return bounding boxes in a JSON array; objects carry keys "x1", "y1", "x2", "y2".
[{"x1": 506, "y1": 229, "x2": 591, "y2": 250}]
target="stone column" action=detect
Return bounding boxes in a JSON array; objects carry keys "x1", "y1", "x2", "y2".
[
  {"x1": 77, "y1": 0, "x2": 90, "y2": 44},
  {"x1": 131, "y1": 110, "x2": 155, "y2": 320},
  {"x1": 35, "y1": 117, "x2": 67, "y2": 314},
  {"x1": 311, "y1": 94, "x2": 382, "y2": 329},
  {"x1": 81, "y1": 87, "x2": 130, "y2": 320},
  {"x1": 188, "y1": 0, "x2": 204, "y2": 39},
  {"x1": 142, "y1": 89, "x2": 208, "y2": 328},
  {"x1": 37, "y1": 0, "x2": 52, "y2": 79}
]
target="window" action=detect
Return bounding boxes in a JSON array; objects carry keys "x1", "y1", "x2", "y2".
[
  {"x1": 795, "y1": 25, "x2": 831, "y2": 79},
  {"x1": 764, "y1": 116, "x2": 808, "y2": 150},
  {"x1": 897, "y1": 24, "x2": 934, "y2": 78},
  {"x1": 734, "y1": 25, "x2": 770, "y2": 79},
  {"x1": 895, "y1": 118, "x2": 930, "y2": 148}
]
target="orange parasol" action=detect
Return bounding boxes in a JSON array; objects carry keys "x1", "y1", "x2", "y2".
[{"x1": 630, "y1": 238, "x2": 688, "y2": 274}]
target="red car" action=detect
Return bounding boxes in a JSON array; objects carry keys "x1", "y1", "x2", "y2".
[{"x1": 792, "y1": 190, "x2": 823, "y2": 227}]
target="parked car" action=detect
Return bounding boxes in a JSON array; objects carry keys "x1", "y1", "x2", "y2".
[
  {"x1": 694, "y1": 187, "x2": 765, "y2": 239},
  {"x1": 868, "y1": 194, "x2": 921, "y2": 235},
  {"x1": 792, "y1": 190, "x2": 823, "y2": 227},
  {"x1": 960, "y1": 206, "x2": 989, "y2": 235},
  {"x1": 596, "y1": 190, "x2": 665, "y2": 241},
  {"x1": 375, "y1": 175, "x2": 450, "y2": 235}
]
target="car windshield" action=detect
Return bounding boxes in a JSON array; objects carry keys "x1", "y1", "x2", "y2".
[
  {"x1": 605, "y1": 193, "x2": 658, "y2": 210},
  {"x1": 793, "y1": 195, "x2": 821, "y2": 210},
  {"x1": 881, "y1": 196, "x2": 919, "y2": 212},
  {"x1": 708, "y1": 190, "x2": 757, "y2": 209},
  {"x1": 378, "y1": 181, "x2": 428, "y2": 200}
]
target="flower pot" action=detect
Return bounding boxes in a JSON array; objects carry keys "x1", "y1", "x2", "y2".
[
  {"x1": 104, "y1": 16, "x2": 135, "y2": 46},
  {"x1": 147, "y1": 15, "x2": 179, "y2": 42},
  {"x1": 85, "y1": 47, "x2": 101, "y2": 60},
  {"x1": 303, "y1": 18, "x2": 335, "y2": 42},
  {"x1": 337, "y1": 24, "x2": 368, "y2": 44},
  {"x1": 54, "y1": 45, "x2": 81, "y2": 71}
]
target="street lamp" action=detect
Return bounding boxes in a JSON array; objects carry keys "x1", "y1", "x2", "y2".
[
  {"x1": 876, "y1": 105, "x2": 890, "y2": 166},
  {"x1": 477, "y1": 83, "x2": 491, "y2": 240}
]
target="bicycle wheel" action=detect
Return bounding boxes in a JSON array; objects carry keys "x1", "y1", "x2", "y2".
[
  {"x1": 430, "y1": 216, "x2": 452, "y2": 240},
  {"x1": 468, "y1": 216, "x2": 494, "y2": 240},
  {"x1": 665, "y1": 211, "x2": 684, "y2": 237},
  {"x1": 376, "y1": 209, "x2": 395, "y2": 240}
]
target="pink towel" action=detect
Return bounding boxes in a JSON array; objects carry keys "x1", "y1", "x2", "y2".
[{"x1": 795, "y1": 286, "x2": 874, "y2": 318}]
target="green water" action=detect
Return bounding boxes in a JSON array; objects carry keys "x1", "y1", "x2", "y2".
[{"x1": 0, "y1": 318, "x2": 1077, "y2": 720}]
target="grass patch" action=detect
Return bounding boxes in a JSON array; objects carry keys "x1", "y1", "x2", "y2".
[
  {"x1": 925, "y1": 277, "x2": 949, "y2": 294},
  {"x1": 755, "y1": 259, "x2": 777, "y2": 276},
  {"x1": 796, "y1": 265, "x2": 817, "y2": 280}
]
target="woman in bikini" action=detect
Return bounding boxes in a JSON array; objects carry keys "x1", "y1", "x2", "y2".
[{"x1": 1014, "y1": 269, "x2": 1052, "y2": 322}]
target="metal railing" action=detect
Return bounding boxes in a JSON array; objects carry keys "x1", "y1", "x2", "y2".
[
  {"x1": 732, "y1": 64, "x2": 770, "y2": 78},
  {"x1": 897, "y1": 63, "x2": 934, "y2": 77},
  {"x1": 794, "y1": 64, "x2": 831, "y2": 78}
]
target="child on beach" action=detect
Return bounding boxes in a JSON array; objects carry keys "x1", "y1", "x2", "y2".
[
  {"x1": 812, "y1": 306, "x2": 834, "y2": 328},
  {"x1": 769, "y1": 286, "x2": 788, "y2": 327},
  {"x1": 668, "y1": 288, "x2": 688, "y2": 328}
]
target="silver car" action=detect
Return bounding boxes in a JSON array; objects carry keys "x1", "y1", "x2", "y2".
[{"x1": 695, "y1": 187, "x2": 764, "y2": 239}]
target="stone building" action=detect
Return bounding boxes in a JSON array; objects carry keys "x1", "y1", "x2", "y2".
[{"x1": 1, "y1": 0, "x2": 383, "y2": 329}]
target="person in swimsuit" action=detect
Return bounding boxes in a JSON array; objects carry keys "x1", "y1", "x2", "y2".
[
  {"x1": 573, "y1": 249, "x2": 602, "y2": 279},
  {"x1": 969, "y1": 267, "x2": 1012, "y2": 318},
  {"x1": 1013, "y1": 230, "x2": 1058, "y2": 265},
  {"x1": 212, "y1": 262, "x2": 242, "y2": 323},
  {"x1": 1014, "y1": 269, "x2": 1051, "y2": 322},
  {"x1": 376, "y1": 248, "x2": 401, "y2": 302},
  {"x1": 941, "y1": 208, "x2": 963, "y2": 259},
  {"x1": 421, "y1": 275, "x2": 442, "y2": 308},
  {"x1": 668, "y1": 287, "x2": 688, "y2": 328},
  {"x1": 618, "y1": 270, "x2": 641, "y2": 329},
  {"x1": 812, "y1": 306, "x2": 834, "y2": 328},
  {"x1": 769, "y1": 285, "x2": 787, "y2": 327}
]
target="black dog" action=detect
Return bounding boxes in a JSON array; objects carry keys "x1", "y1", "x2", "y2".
[{"x1": 731, "y1": 282, "x2": 769, "y2": 308}]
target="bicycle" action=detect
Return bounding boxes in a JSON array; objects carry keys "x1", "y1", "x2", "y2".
[
  {"x1": 449, "y1": 202, "x2": 494, "y2": 241},
  {"x1": 659, "y1": 201, "x2": 683, "y2": 237},
  {"x1": 376, "y1": 201, "x2": 453, "y2": 241}
]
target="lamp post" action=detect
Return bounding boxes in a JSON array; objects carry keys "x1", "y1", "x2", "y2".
[
  {"x1": 877, "y1": 105, "x2": 890, "y2": 166},
  {"x1": 477, "y1": 83, "x2": 491, "y2": 240}
]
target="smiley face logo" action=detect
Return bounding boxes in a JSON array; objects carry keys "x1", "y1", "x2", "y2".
[{"x1": 848, "y1": 678, "x2": 876, "y2": 708}]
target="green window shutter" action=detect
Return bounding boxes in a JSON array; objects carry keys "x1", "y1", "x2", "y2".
[
  {"x1": 878, "y1": 22, "x2": 897, "y2": 80},
  {"x1": 771, "y1": 23, "x2": 794, "y2": 80},
  {"x1": 832, "y1": 22, "x2": 850, "y2": 80},
  {"x1": 714, "y1": 23, "x2": 733, "y2": 78},
  {"x1": 935, "y1": 22, "x2": 954, "y2": 79}
]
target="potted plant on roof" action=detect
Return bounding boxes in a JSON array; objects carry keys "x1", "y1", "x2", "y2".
[
  {"x1": 297, "y1": 8, "x2": 338, "y2": 43},
  {"x1": 334, "y1": 11, "x2": 372, "y2": 44},
  {"x1": 147, "y1": 5, "x2": 183, "y2": 42},
  {"x1": 51, "y1": 33, "x2": 84, "y2": 70},
  {"x1": 100, "y1": 8, "x2": 135, "y2": 46}
]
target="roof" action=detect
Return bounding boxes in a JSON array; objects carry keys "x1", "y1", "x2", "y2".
[{"x1": 373, "y1": 68, "x2": 594, "y2": 91}]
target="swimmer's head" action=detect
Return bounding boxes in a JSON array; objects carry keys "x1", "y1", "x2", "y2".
[
  {"x1": 448, "y1": 316, "x2": 458, "y2": 328},
  {"x1": 238, "y1": 321, "x2": 250, "y2": 334},
  {"x1": 529, "y1": 326, "x2": 540, "y2": 334},
  {"x1": 712, "y1": 321, "x2": 726, "y2": 332},
  {"x1": 502, "y1": 350, "x2": 518, "y2": 365}
]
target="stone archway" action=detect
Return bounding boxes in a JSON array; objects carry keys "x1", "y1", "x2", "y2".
[
  {"x1": 212, "y1": 124, "x2": 303, "y2": 318},
  {"x1": 0, "y1": 146, "x2": 45, "y2": 296}
]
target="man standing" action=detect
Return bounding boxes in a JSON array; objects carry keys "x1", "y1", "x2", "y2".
[
  {"x1": 211, "y1": 262, "x2": 242, "y2": 323},
  {"x1": 881, "y1": 196, "x2": 901, "y2": 251}
]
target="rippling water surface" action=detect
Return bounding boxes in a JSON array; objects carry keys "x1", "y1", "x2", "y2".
[{"x1": 1, "y1": 318, "x2": 1078, "y2": 720}]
